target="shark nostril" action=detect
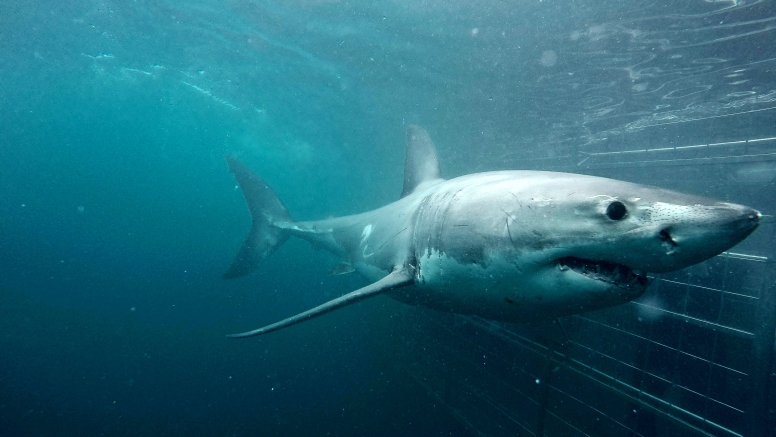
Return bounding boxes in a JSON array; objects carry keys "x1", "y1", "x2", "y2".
[{"x1": 659, "y1": 229, "x2": 678, "y2": 253}]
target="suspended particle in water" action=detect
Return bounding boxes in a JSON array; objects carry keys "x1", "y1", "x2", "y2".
[
  {"x1": 77, "y1": 205, "x2": 85, "y2": 213},
  {"x1": 540, "y1": 50, "x2": 557, "y2": 67}
]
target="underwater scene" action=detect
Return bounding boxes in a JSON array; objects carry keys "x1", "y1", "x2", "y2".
[{"x1": 1, "y1": 1, "x2": 775, "y2": 436}]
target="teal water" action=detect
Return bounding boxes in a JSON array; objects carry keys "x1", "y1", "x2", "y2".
[{"x1": 1, "y1": 1, "x2": 775, "y2": 436}]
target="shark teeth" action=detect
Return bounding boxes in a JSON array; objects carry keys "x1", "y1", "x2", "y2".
[{"x1": 556, "y1": 257, "x2": 650, "y2": 289}]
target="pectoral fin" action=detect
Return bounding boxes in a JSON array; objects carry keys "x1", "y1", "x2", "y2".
[{"x1": 227, "y1": 266, "x2": 415, "y2": 338}]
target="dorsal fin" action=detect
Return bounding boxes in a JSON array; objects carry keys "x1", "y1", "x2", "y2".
[{"x1": 401, "y1": 125, "x2": 442, "y2": 198}]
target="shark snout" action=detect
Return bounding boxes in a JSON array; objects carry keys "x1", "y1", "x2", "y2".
[
  {"x1": 647, "y1": 203, "x2": 760, "y2": 272},
  {"x1": 735, "y1": 206, "x2": 761, "y2": 231},
  {"x1": 664, "y1": 204, "x2": 759, "y2": 240},
  {"x1": 704, "y1": 203, "x2": 760, "y2": 237}
]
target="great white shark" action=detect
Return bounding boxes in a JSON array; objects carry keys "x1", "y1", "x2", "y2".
[{"x1": 223, "y1": 126, "x2": 760, "y2": 338}]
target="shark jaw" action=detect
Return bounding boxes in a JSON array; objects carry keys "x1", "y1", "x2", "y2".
[{"x1": 555, "y1": 257, "x2": 651, "y2": 292}]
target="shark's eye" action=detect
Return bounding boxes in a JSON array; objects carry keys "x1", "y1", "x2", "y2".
[{"x1": 606, "y1": 201, "x2": 627, "y2": 220}]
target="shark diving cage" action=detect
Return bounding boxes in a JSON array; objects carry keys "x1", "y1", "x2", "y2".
[{"x1": 386, "y1": 117, "x2": 776, "y2": 437}]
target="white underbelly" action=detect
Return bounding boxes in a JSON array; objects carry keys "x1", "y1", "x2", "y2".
[{"x1": 389, "y1": 249, "x2": 625, "y2": 321}]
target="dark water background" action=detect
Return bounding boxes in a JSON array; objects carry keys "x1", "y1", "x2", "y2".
[{"x1": 1, "y1": 1, "x2": 774, "y2": 435}]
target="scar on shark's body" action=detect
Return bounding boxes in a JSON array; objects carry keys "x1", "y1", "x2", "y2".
[{"x1": 223, "y1": 125, "x2": 760, "y2": 338}]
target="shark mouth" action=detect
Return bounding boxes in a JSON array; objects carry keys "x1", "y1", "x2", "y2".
[{"x1": 556, "y1": 257, "x2": 651, "y2": 290}]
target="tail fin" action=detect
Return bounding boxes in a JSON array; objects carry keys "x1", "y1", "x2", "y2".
[{"x1": 222, "y1": 156, "x2": 292, "y2": 279}]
